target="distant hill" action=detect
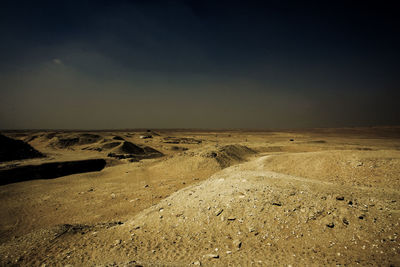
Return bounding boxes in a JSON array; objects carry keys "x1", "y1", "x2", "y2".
[{"x1": 0, "y1": 134, "x2": 44, "y2": 162}]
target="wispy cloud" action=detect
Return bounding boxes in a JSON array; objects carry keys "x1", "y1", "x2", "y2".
[{"x1": 53, "y1": 58, "x2": 63, "y2": 65}]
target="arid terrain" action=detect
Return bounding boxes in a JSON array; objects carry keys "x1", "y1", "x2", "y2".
[{"x1": 0, "y1": 127, "x2": 400, "y2": 266}]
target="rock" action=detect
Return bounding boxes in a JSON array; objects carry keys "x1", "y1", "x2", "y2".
[
  {"x1": 203, "y1": 254, "x2": 219, "y2": 259},
  {"x1": 248, "y1": 227, "x2": 256, "y2": 233},
  {"x1": 144, "y1": 184, "x2": 149, "y2": 188},
  {"x1": 111, "y1": 193, "x2": 116, "y2": 199},
  {"x1": 114, "y1": 239, "x2": 122, "y2": 245},
  {"x1": 326, "y1": 222, "x2": 335, "y2": 228},
  {"x1": 193, "y1": 261, "x2": 202, "y2": 265},
  {"x1": 336, "y1": 196, "x2": 344, "y2": 201},
  {"x1": 215, "y1": 209, "x2": 224, "y2": 216},
  {"x1": 233, "y1": 239, "x2": 242, "y2": 249}
]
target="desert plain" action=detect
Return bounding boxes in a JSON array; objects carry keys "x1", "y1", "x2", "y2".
[{"x1": 0, "y1": 127, "x2": 399, "y2": 266}]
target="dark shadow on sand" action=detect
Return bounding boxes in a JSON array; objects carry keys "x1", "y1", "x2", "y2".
[{"x1": 0, "y1": 159, "x2": 106, "y2": 186}]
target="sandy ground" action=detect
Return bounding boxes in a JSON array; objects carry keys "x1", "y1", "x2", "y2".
[{"x1": 0, "y1": 127, "x2": 399, "y2": 266}]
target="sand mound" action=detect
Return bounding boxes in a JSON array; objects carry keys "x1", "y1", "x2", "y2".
[
  {"x1": 101, "y1": 142, "x2": 122, "y2": 150},
  {"x1": 0, "y1": 134, "x2": 44, "y2": 162},
  {"x1": 260, "y1": 150, "x2": 400, "y2": 188},
  {"x1": 115, "y1": 159, "x2": 399, "y2": 266},
  {"x1": 169, "y1": 146, "x2": 188, "y2": 151},
  {"x1": 51, "y1": 134, "x2": 102, "y2": 149},
  {"x1": 107, "y1": 141, "x2": 163, "y2": 160},
  {"x1": 116, "y1": 141, "x2": 147, "y2": 154},
  {"x1": 202, "y1": 144, "x2": 256, "y2": 168},
  {"x1": 163, "y1": 137, "x2": 202, "y2": 144}
]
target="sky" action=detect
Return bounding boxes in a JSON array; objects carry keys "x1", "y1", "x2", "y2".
[{"x1": 0, "y1": 0, "x2": 399, "y2": 129}]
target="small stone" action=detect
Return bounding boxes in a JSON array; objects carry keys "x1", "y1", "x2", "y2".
[
  {"x1": 203, "y1": 254, "x2": 219, "y2": 259},
  {"x1": 326, "y1": 222, "x2": 335, "y2": 228},
  {"x1": 215, "y1": 209, "x2": 224, "y2": 216},
  {"x1": 233, "y1": 239, "x2": 242, "y2": 249},
  {"x1": 336, "y1": 196, "x2": 344, "y2": 201},
  {"x1": 144, "y1": 184, "x2": 149, "y2": 188},
  {"x1": 114, "y1": 239, "x2": 122, "y2": 245},
  {"x1": 111, "y1": 193, "x2": 116, "y2": 199},
  {"x1": 226, "y1": 251, "x2": 232, "y2": 254},
  {"x1": 193, "y1": 261, "x2": 202, "y2": 265}
]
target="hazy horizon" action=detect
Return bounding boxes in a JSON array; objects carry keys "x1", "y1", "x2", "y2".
[{"x1": 1, "y1": 1, "x2": 399, "y2": 129}]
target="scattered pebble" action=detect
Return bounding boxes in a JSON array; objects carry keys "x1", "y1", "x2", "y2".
[
  {"x1": 203, "y1": 254, "x2": 219, "y2": 259},
  {"x1": 233, "y1": 239, "x2": 242, "y2": 249},
  {"x1": 326, "y1": 222, "x2": 335, "y2": 228},
  {"x1": 215, "y1": 209, "x2": 224, "y2": 216}
]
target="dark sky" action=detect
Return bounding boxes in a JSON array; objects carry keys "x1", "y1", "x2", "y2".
[{"x1": 0, "y1": 0, "x2": 399, "y2": 129}]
